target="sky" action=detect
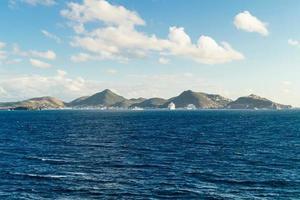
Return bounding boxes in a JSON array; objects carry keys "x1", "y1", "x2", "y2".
[{"x1": 1, "y1": 0, "x2": 300, "y2": 106}]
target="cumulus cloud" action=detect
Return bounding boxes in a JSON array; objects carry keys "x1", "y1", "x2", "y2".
[
  {"x1": 234, "y1": 11, "x2": 269, "y2": 36},
  {"x1": 61, "y1": 0, "x2": 244, "y2": 64},
  {"x1": 41, "y1": 30, "x2": 62, "y2": 43},
  {"x1": 61, "y1": 0, "x2": 145, "y2": 27},
  {"x1": 167, "y1": 27, "x2": 244, "y2": 64},
  {"x1": 29, "y1": 58, "x2": 51, "y2": 68}
]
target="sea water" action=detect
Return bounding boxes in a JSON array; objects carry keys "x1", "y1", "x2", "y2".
[{"x1": 0, "y1": 110, "x2": 299, "y2": 199}]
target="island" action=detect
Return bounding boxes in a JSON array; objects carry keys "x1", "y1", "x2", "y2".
[{"x1": 0, "y1": 89, "x2": 292, "y2": 111}]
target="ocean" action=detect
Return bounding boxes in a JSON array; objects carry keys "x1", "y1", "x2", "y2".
[{"x1": 0, "y1": 110, "x2": 299, "y2": 199}]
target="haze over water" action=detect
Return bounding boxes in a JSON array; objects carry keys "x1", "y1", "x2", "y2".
[{"x1": 0, "y1": 110, "x2": 299, "y2": 199}]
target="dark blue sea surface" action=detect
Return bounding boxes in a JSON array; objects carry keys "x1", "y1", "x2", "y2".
[{"x1": 0, "y1": 110, "x2": 299, "y2": 199}]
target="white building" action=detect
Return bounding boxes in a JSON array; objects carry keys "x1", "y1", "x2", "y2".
[
  {"x1": 168, "y1": 102, "x2": 176, "y2": 110},
  {"x1": 186, "y1": 104, "x2": 196, "y2": 110}
]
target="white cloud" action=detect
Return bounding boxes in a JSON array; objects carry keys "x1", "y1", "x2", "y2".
[
  {"x1": 0, "y1": 70, "x2": 227, "y2": 103},
  {"x1": 29, "y1": 58, "x2": 51, "y2": 68},
  {"x1": 12, "y1": 44, "x2": 27, "y2": 57},
  {"x1": 167, "y1": 27, "x2": 244, "y2": 64},
  {"x1": 234, "y1": 11, "x2": 269, "y2": 36},
  {"x1": 70, "y1": 53, "x2": 93, "y2": 62},
  {"x1": 0, "y1": 42, "x2": 24, "y2": 65},
  {"x1": 159, "y1": 57, "x2": 169, "y2": 64},
  {"x1": 0, "y1": 51, "x2": 7, "y2": 60},
  {"x1": 13, "y1": 44, "x2": 56, "y2": 60},
  {"x1": 288, "y1": 39, "x2": 300, "y2": 47},
  {"x1": 0, "y1": 86, "x2": 7, "y2": 96},
  {"x1": 61, "y1": 0, "x2": 145, "y2": 27},
  {"x1": 57, "y1": 69, "x2": 67, "y2": 77},
  {"x1": 30, "y1": 50, "x2": 56, "y2": 60},
  {"x1": 106, "y1": 69, "x2": 118, "y2": 74},
  {"x1": 41, "y1": 30, "x2": 62, "y2": 43},
  {"x1": 0, "y1": 42, "x2": 6, "y2": 49},
  {"x1": 4, "y1": 58, "x2": 23, "y2": 65},
  {"x1": 0, "y1": 43, "x2": 24, "y2": 65},
  {"x1": 62, "y1": 0, "x2": 244, "y2": 64},
  {"x1": 23, "y1": 0, "x2": 56, "y2": 6},
  {"x1": 122, "y1": 73, "x2": 222, "y2": 99},
  {"x1": 0, "y1": 70, "x2": 93, "y2": 101},
  {"x1": 0, "y1": 42, "x2": 7, "y2": 61},
  {"x1": 9, "y1": 0, "x2": 56, "y2": 7},
  {"x1": 183, "y1": 72, "x2": 193, "y2": 77}
]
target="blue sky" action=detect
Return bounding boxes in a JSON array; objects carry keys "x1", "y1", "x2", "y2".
[{"x1": 1, "y1": 0, "x2": 300, "y2": 106}]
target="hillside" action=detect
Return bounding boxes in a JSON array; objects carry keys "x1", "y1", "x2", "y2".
[
  {"x1": 69, "y1": 89, "x2": 126, "y2": 107},
  {"x1": 162, "y1": 90, "x2": 232, "y2": 109},
  {"x1": 131, "y1": 98, "x2": 168, "y2": 108},
  {"x1": 227, "y1": 94, "x2": 292, "y2": 109},
  {"x1": 0, "y1": 97, "x2": 65, "y2": 110},
  {"x1": 113, "y1": 98, "x2": 146, "y2": 108}
]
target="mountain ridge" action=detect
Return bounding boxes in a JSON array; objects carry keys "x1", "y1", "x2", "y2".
[{"x1": 0, "y1": 89, "x2": 292, "y2": 110}]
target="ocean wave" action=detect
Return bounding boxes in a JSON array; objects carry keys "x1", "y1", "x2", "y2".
[
  {"x1": 9, "y1": 172, "x2": 68, "y2": 180},
  {"x1": 25, "y1": 156, "x2": 72, "y2": 164}
]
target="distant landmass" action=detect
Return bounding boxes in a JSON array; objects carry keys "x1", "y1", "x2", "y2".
[
  {"x1": 0, "y1": 97, "x2": 65, "y2": 110},
  {"x1": 0, "y1": 89, "x2": 292, "y2": 110},
  {"x1": 226, "y1": 94, "x2": 291, "y2": 110}
]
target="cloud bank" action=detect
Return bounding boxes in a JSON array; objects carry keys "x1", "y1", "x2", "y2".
[{"x1": 61, "y1": 0, "x2": 244, "y2": 64}]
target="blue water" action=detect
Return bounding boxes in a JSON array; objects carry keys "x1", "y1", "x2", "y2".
[{"x1": 0, "y1": 110, "x2": 299, "y2": 199}]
